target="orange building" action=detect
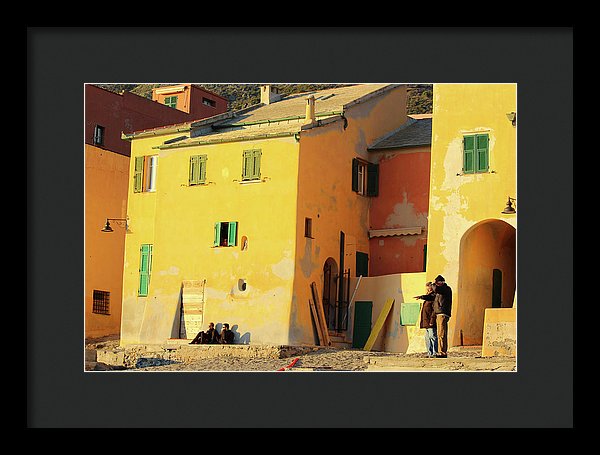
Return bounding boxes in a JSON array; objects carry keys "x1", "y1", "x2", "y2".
[
  {"x1": 151, "y1": 84, "x2": 228, "y2": 118},
  {"x1": 85, "y1": 84, "x2": 227, "y2": 340},
  {"x1": 366, "y1": 115, "x2": 432, "y2": 276}
]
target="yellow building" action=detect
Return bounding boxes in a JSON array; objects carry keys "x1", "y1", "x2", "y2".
[
  {"x1": 120, "y1": 84, "x2": 410, "y2": 346},
  {"x1": 425, "y1": 83, "x2": 517, "y2": 353}
]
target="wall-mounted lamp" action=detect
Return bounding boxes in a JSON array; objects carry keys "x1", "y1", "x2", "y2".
[
  {"x1": 101, "y1": 217, "x2": 131, "y2": 233},
  {"x1": 506, "y1": 112, "x2": 516, "y2": 127},
  {"x1": 501, "y1": 197, "x2": 516, "y2": 214}
]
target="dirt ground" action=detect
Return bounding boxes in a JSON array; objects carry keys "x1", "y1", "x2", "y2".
[{"x1": 85, "y1": 336, "x2": 515, "y2": 372}]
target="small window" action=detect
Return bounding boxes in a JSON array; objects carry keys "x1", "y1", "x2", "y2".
[
  {"x1": 352, "y1": 158, "x2": 378, "y2": 196},
  {"x1": 242, "y1": 149, "x2": 262, "y2": 181},
  {"x1": 93, "y1": 125, "x2": 105, "y2": 146},
  {"x1": 305, "y1": 217, "x2": 313, "y2": 238},
  {"x1": 214, "y1": 222, "x2": 238, "y2": 247},
  {"x1": 463, "y1": 133, "x2": 489, "y2": 174},
  {"x1": 189, "y1": 155, "x2": 207, "y2": 185},
  {"x1": 202, "y1": 97, "x2": 216, "y2": 107},
  {"x1": 133, "y1": 155, "x2": 159, "y2": 193},
  {"x1": 164, "y1": 96, "x2": 178, "y2": 108},
  {"x1": 92, "y1": 290, "x2": 110, "y2": 315}
]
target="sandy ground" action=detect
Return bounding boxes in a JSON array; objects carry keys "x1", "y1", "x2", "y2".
[{"x1": 85, "y1": 336, "x2": 511, "y2": 372}]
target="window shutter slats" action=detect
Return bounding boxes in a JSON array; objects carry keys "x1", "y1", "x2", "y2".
[
  {"x1": 366, "y1": 163, "x2": 379, "y2": 197},
  {"x1": 351, "y1": 158, "x2": 359, "y2": 192},
  {"x1": 189, "y1": 155, "x2": 198, "y2": 185},
  {"x1": 134, "y1": 156, "x2": 144, "y2": 192},
  {"x1": 199, "y1": 155, "x2": 207, "y2": 183},
  {"x1": 139, "y1": 244, "x2": 151, "y2": 296},
  {"x1": 228, "y1": 222, "x2": 238, "y2": 247},
  {"x1": 463, "y1": 136, "x2": 475, "y2": 173},
  {"x1": 476, "y1": 134, "x2": 489, "y2": 172},
  {"x1": 214, "y1": 222, "x2": 221, "y2": 247}
]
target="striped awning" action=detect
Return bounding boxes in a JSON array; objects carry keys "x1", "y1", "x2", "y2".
[{"x1": 368, "y1": 227, "x2": 422, "y2": 238}]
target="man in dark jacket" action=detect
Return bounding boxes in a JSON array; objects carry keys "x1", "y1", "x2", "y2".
[
  {"x1": 219, "y1": 323, "x2": 235, "y2": 344},
  {"x1": 431, "y1": 275, "x2": 452, "y2": 358},
  {"x1": 415, "y1": 282, "x2": 438, "y2": 357},
  {"x1": 189, "y1": 322, "x2": 220, "y2": 344}
]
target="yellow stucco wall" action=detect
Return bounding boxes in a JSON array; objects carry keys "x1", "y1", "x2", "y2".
[
  {"x1": 426, "y1": 83, "x2": 517, "y2": 348},
  {"x1": 121, "y1": 131, "x2": 300, "y2": 345},
  {"x1": 85, "y1": 144, "x2": 129, "y2": 339},
  {"x1": 290, "y1": 86, "x2": 408, "y2": 345},
  {"x1": 120, "y1": 85, "x2": 410, "y2": 347}
]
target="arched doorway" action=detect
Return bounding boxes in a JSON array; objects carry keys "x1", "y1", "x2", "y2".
[
  {"x1": 454, "y1": 219, "x2": 516, "y2": 346},
  {"x1": 322, "y1": 257, "x2": 338, "y2": 330}
]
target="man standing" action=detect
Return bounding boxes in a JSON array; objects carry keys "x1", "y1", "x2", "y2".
[
  {"x1": 414, "y1": 282, "x2": 438, "y2": 358},
  {"x1": 432, "y1": 275, "x2": 452, "y2": 358}
]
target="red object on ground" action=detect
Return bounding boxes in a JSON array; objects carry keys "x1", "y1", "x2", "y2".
[{"x1": 276, "y1": 357, "x2": 299, "y2": 371}]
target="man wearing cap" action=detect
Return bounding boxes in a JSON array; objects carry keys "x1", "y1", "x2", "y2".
[{"x1": 431, "y1": 275, "x2": 452, "y2": 358}]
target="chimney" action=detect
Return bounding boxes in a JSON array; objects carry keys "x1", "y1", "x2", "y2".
[
  {"x1": 304, "y1": 95, "x2": 316, "y2": 125},
  {"x1": 260, "y1": 84, "x2": 281, "y2": 105}
]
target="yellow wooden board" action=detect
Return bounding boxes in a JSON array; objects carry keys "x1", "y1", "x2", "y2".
[{"x1": 363, "y1": 298, "x2": 394, "y2": 351}]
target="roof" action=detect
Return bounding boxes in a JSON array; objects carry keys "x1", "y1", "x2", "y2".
[
  {"x1": 368, "y1": 116, "x2": 432, "y2": 151},
  {"x1": 159, "y1": 83, "x2": 401, "y2": 149},
  {"x1": 215, "y1": 83, "x2": 395, "y2": 126}
]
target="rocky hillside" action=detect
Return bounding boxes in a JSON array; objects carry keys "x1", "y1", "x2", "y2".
[{"x1": 95, "y1": 83, "x2": 432, "y2": 114}]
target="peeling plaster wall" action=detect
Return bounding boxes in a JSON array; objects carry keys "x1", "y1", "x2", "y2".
[
  {"x1": 369, "y1": 146, "x2": 431, "y2": 275},
  {"x1": 290, "y1": 86, "x2": 409, "y2": 345},
  {"x1": 426, "y1": 84, "x2": 517, "y2": 347}
]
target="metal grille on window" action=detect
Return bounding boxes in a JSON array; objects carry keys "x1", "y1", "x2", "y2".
[{"x1": 92, "y1": 290, "x2": 110, "y2": 315}]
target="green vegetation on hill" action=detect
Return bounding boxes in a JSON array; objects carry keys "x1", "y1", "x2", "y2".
[{"x1": 94, "y1": 83, "x2": 432, "y2": 114}]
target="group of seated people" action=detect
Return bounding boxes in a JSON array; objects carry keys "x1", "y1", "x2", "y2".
[{"x1": 189, "y1": 322, "x2": 235, "y2": 345}]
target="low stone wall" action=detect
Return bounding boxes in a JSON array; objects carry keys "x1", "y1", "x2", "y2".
[
  {"x1": 95, "y1": 343, "x2": 319, "y2": 369},
  {"x1": 482, "y1": 308, "x2": 516, "y2": 357}
]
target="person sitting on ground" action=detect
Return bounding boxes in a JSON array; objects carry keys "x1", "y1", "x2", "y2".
[
  {"x1": 189, "y1": 322, "x2": 220, "y2": 344},
  {"x1": 219, "y1": 323, "x2": 235, "y2": 344}
]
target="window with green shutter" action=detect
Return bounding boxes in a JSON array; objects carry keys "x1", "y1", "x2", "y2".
[
  {"x1": 133, "y1": 155, "x2": 158, "y2": 192},
  {"x1": 352, "y1": 158, "x2": 378, "y2": 196},
  {"x1": 189, "y1": 155, "x2": 207, "y2": 185},
  {"x1": 164, "y1": 96, "x2": 178, "y2": 109},
  {"x1": 463, "y1": 134, "x2": 489, "y2": 174},
  {"x1": 138, "y1": 244, "x2": 153, "y2": 296},
  {"x1": 133, "y1": 156, "x2": 145, "y2": 192},
  {"x1": 214, "y1": 222, "x2": 238, "y2": 247},
  {"x1": 242, "y1": 149, "x2": 261, "y2": 181}
]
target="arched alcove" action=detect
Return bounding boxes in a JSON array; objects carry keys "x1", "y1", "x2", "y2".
[{"x1": 454, "y1": 219, "x2": 516, "y2": 346}]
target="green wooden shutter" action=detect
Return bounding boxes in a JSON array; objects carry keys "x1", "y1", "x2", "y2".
[
  {"x1": 366, "y1": 163, "x2": 379, "y2": 196},
  {"x1": 351, "y1": 158, "x2": 359, "y2": 192},
  {"x1": 463, "y1": 136, "x2": 475, "y2": 174},
  {"x1": 356, "y1": 251, "x2": 369, "y2": 277},
  {"x1": 228, "y1": 222, "x2": 238, "y2": 247},
  {"x1": 138, "y1": 244, "x2": 152, "y2": 296},
  {"x1": 252, "y1": 150, "x2": 261, "y2": 179},
  {"x1": 242, "y1": 150, "x2": 253, "y2": 180},
  {"x1": 189, "y1": 155, "x2": 199, "y2": 185},
  {"x1": 476, "y1": 134, "x2": 489, "y2": 172},
  {"x1": 189, "y1": 155, "x2": 207, "y2": 185},
  {"x1": 214, "y1": 222, "x2": 221, "y2": 246},
  {"x1": 134, "y1": 156, "x2": 145, "y2": 192},
  {"x1": 199, "y1": 155, "x2": 207, "y2": 183}
]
